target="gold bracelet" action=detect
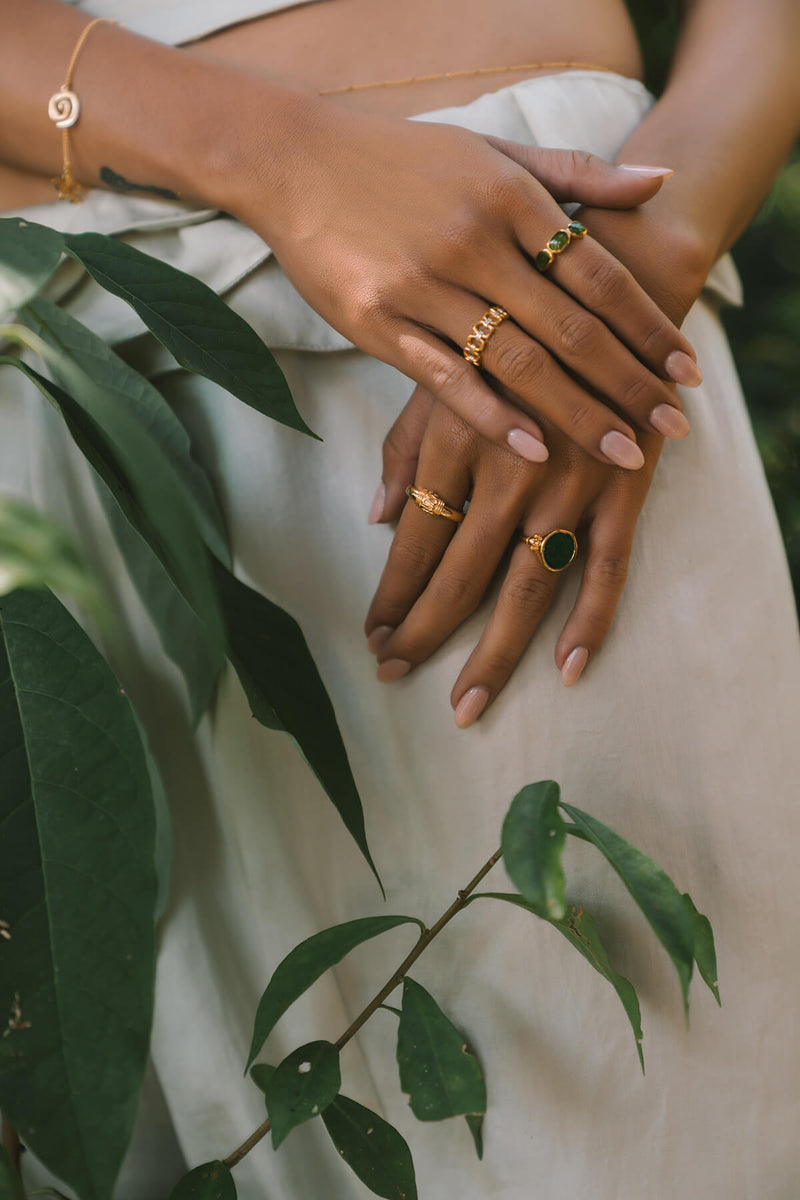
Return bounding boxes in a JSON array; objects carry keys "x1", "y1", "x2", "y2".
[{"x1": 48, "y1": 17, "x2": 116, "y2": 202}]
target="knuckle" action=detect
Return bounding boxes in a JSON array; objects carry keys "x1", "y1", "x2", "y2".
[
  {"x1": 393, "y1": 536, "x2": 435, "y2": 578},
  {"x1": 425, "y1": 354, "x2": 466, "y2": 397},
  {"x1": 430, "y1": 570, "x2": 479, "y2": 611},
  {"x1": 480, "y1": 648, "x2": 519, "y2": 680},
  {"x1": 348, "y1": 286, "x2": 389, "y2": 328},
  {"x1": 568, "y1": 148, "x2": 595, "y2": 174},
  {"x1": 617, "y1": 370, "x2": 654, "y2": 414},
  {"x1": 582, "y1": 255, "x2": 629, "y2": 310},
  {"x1": 566, "y1": 398, "x2": 598, "y2": 438},
  {"x1": 588, "y1": 553, "x2": 629, "y2": 590},
  {"x1": 504, "y1": 571, "x2": 554, "y2": 618},
  {"x1": 555, "y1": 310, "x2": 598, "y2": 359},
  {"x1": 490, "y1": 335, "x2": 549, "y2": 387}
]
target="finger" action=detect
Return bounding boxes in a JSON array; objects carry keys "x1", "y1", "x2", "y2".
[
  {"x1": 450, "y1": 502, "x2": 582, "y2": 727},
  {"x1": 554, "y1": 512, "x2": 636, "y2": 687},
  {"x1": 389, "y1": 320, "x2": 550, "y2": 464},
  {"x1": 514, "y1": 220, "x2": 702, "y2": 387},
  {"x1": 374, "y1": 468, "x2": 529, "y2": 673},
  {"x1": 370, "y1": 385, "x2": 434, "y2": 525},
  {"x1": 486, "y1": 141, "x2": 674, "y2": 207},
  {"x1": 365, "y1": 430, "x2": 472, "y2": 656},
  {"x1": 422, "y1": 290, "x2": 647, "y2": 469}
]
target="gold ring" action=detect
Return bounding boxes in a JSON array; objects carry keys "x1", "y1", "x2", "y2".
[
  {"x1": 406, "y1": 485, "x2": 465, "y2": 523},
  {"x1": 535, "y1": 220, "x2": 588, "y2": 272},
  {"x1": 521, "y1": 529, "x2": 577, "y2": 572},
  {"x1": 462, "y1": 305, "x2": 510, "y2": 368}
]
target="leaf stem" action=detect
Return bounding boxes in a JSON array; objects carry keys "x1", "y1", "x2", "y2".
[{"x1": 222, "y1": 846, "x2": 502, "y2": 1170}]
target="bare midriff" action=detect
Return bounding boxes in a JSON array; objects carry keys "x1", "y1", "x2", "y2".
[{"x1": 1, "y1": 0, "x2": 643, "y2": 209}]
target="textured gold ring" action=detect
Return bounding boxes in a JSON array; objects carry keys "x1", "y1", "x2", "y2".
[
  {"x1": 462, "y1": 305, "x2": 510, "y2": 367},
  {"x1": 535, "y1": 220, "x2": 588, "y2": 272},
  {"x1": 406, "y1": 486, "x2": 465, "y2": 524},
  {"x1": 521, "y1": 529, "x2": 578, "y2": 572}
]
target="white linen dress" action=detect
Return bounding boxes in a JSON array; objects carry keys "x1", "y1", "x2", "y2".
[{"x1": 6, "y1": 67, "x2": 800, "y2": 1200}]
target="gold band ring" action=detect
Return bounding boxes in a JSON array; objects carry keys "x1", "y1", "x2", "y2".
[
  {"x1": 521, "y1": 529, "x2": 578, "y2": 572},
  {"x1": 534, "y1": 220, "x2": 588, "y2": 272},
  {"x1": 406, "y1": 485, "x2": 465, "y2": 524},
  {"x1": 462, "y1": 305, "x2": 510, "y2": 368}
]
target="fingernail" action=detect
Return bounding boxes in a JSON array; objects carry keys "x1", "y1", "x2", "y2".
[
  {"x1": 367, "y1": 625, "x2": 394, "y2": 655},
  {"x1": 454, "y1": 685, "x2": 490, "y2": 729},
  {"x1": 599, "y1": 430, "x2": 645, "y2": 470},
  {"x1": 665, "y1": 350, "x2": 703, "y2": 387},
  {"x1": 507, "y1": 428, "x2": 549, "y2": 463},
  {"x1": 377, "y1": 658, "x2": 411, "y2": 682},
  {"x1": 368, "y1": 482, "x2": 386, "y2": 524},
  {"x1": 562, "y1": 646, "x2": 589, "y2": 686},
  {"x1": 617, "y1": 163, "x2": 674, "y2": 178},
  {"x1": 649, "y1": 403, "x2": 690, "y2": 439}
]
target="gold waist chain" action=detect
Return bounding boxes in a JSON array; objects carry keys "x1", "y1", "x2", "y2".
[{"x1": 319, "y1": 60, "x2": 616, "y2": 96}]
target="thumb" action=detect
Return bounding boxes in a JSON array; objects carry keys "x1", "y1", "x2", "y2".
[{"x1": 486, "y1": 141, "x2": 673, "y2": 208}]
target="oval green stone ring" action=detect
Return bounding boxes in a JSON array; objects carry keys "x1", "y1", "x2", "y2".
[
  {"x1": 534, "y1": 220, "x2": 588, "y2": 272},
  {"x1": 521, "y1": 529, "x2": 578, "y2": 572}
]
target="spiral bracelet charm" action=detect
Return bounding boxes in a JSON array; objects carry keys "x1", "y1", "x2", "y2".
[{"x1": 48, "y1": 89, "x2": 81, "y2": 129}]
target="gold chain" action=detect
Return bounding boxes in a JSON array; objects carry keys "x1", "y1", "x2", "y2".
[{"x1": 319, "y1": 60, "x2": 615, "y2": 96}]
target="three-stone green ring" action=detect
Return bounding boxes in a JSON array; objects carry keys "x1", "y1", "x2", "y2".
[
  {"x1": 534, "y1": 220, "x2": 588, "y2": 272},
  {"x1": 521, "y1": 529, "x2": 578, "y2": 573}
]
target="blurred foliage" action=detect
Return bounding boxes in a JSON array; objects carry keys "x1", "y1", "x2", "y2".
[{"x1": 626, "y1": 0, "x2": 800, "y2": 601}]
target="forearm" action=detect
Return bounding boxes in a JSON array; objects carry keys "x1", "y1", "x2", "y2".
[
  {"x1": 0, "y1": 0, "x2": 311, "y2": 213},
  {"x1": 614, "y1": 0, "x2": 800, "y2": 264}
]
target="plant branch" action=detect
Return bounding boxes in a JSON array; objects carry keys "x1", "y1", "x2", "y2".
[{"x1": 222, "y1": 846, "x2": 503, "y2": 1170}]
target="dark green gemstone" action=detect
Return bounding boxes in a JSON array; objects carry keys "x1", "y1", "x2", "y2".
[
  {"x1": 542, "y1": 530, "x2": 577, "y2": 571},
  {"x1": 535, "y1": 249, "x2": 553, "y2": 271},
  {"x1": 548, "y1": 229, "x2": 570, "y2": 252},
  {"x1": 567, "y1": 220, "x2": 587, "y2": 237}
]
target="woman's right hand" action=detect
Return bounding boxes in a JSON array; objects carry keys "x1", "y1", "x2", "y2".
[{"x1": 228, "y1": 94, "x2": 701, "y2": 466}]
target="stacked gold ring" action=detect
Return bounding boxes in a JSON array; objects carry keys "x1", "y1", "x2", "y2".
[
  {"x1": 535, "y1": 220, "x2": 588, "y2": 272},
  {"x1": 462, "y1": 305, "x2": 510, "y2": 368},
  {"x1": 406, "y1": 485, "x2": 465, "y2": 524}
]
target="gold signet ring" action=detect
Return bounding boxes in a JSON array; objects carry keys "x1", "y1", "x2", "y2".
[{"x1": 521, "y1": 529, "x2": 577, "y2": 572}]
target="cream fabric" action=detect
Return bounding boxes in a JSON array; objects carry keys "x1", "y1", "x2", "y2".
[
  {"x1": 64, "y1": 0, "x2": 326, "y2": 46},
  {"x1": 11, "y1": 72, "x2": 800, "y2": 1199}
]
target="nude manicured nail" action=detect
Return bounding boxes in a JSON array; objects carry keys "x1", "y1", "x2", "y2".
[
  {"x1": 368, "y1": 482, "x2": 386, "y2": 524},
  {"x1": 649, "y1": 403, "x2": 690, "y2": 439},
  {"x1": 454, "y1": 686, "x2": 489, "y2": 729},
  {"x1": 561, "y1": 647, "x2": 589, "y2": 687},
  {"x1": 367, "y1": 625, "x2": 394, "y2": 655},
  {"x1": 617, "y1": 164, "x2": 675, "y2": 178},
  {"x1": 665, "y1": 350, "x2": 703, "y2": 387},
  {"x1": 599, "y1": 431, "x2": 645, "y2": 470},
  {"x1": 377, "y1": 658, "x2": 411, "y2": 682},
  {"x1": 507, "y1": 428, "x2": 549, "y2": 463}
]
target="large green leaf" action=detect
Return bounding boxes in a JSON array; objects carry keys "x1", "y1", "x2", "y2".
[
  {"x1": 168, "y1": 1162, "x2": 237, "y2": 1200},
  {"x1": 0, "y1": 495, "x2": 100, "y2": 613},
  {"x1": 683, "y1": 893, "x2": 721, "y2": 1005},
  {"x1": 213, "y1": 560, "x2": 381, "y2": 890},
  {"x1": 561, "y1": 803, "x2": 695, "y2": 1013},
  {"x1": 501, "y1": 781, "x2": 567, "y2": 919},
  {"x1": 262, "y1": 1040, "x2": 341, "y2": 1148},
  {"x1": 25, "y1": 297, "x2": 230, "y2": 566},
  {"x1": 396, "y1": 978, "x2": 486, "y2": 1121},
  {"x1": 465, "y1": 1113, "x2": 484, "y2": 1160},
  {"x1": 0, "y1": 588, "x2": 158, "y2": 1200},
  {"x1": 246, "y1": 915, "x2": 423, "y2": 1072},
  {"x1": 321, "y1": 1095, "x2": 417, "y2": 1200},
  {"x1": 61, "y1": 231, "x2": 317, "y2": 438},
  {"x1": 0, "y1": 217, "x2": 62, "y2": 313}
]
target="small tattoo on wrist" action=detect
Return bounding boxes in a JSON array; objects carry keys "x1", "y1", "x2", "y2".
[{"x1": 100, "y1": 165, "x2": 179, "y2": 201}]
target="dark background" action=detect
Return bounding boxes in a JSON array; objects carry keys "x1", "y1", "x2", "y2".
[{"x1": 628, "y1": 0, "x2": 800, "y2": 600}]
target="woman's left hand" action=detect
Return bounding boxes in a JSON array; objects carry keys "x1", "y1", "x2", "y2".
[{"x1": 364, "y1": 392, "x2": 662, "y2": 725}]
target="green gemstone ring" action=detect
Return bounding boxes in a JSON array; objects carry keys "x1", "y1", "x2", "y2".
[
  {"x1": 521, "y1": 529, "x2": 578, "y2": 573},
  {"x1": 535, "y1": 220, "x2": 587, "y2": 273}
]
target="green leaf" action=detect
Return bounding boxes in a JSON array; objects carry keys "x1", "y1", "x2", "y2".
[
  {"x1": 0, "y1": 495, "x2": 101, "y2": 613},
  {"x1": 25, "y1": 297, "x2": 230, "y2": 566},
  {"x1": 465, "y1": 1113, "x2": 484, "y2": 1160},
  {"x1": 62, "y1": 232, "x2": 317, "y2": 438},
  {"x1": 561, "y1": 803, "x2": 695, "y2": 1013},
  {"x1": 683, "y1": 893, "x2": 721, "y2": 1005},
  {"x1": 213, "y1": 560, "x2": 381, "y2": 890},
  {"x1": 0, "y1": 588, "x2": 158, "y2": 1200},
  {"x1": 501, "y1": 781, "x2": 567, "y2": 919},
  {"x1": 263, "y1": 1041, "x2": 341, "y2": 1148},
  {"x1": 168, "y1": 1162, "x2": 236, "y2": 1200},
  {"x1": 397, "y1": 978, "x2": 486, "y2": 1121},
  {"x1": 246, "y1": 915, "x2": 423, "y2": 1072},
  {"x1": 0, "y1": 1146, "x2": 25, "y2": 1200},
  {"x1": 0, "y1": 217, "x2": 62, "y2": 312},
  {"x1": 249, "y1": 1063, "x2": 276, "y2": 1092},
  {"x1": 321, "y1": 1095, "x2": 417, "y2": 1200}
]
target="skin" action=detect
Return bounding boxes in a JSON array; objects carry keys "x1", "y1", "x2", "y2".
[{"x1": 366, "y1": 0, "x2": 800, "y2": 722}]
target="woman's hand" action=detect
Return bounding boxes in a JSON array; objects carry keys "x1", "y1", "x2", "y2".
[{"x1": 227, "y1": 95, "x2": 702, "y2": 468}]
